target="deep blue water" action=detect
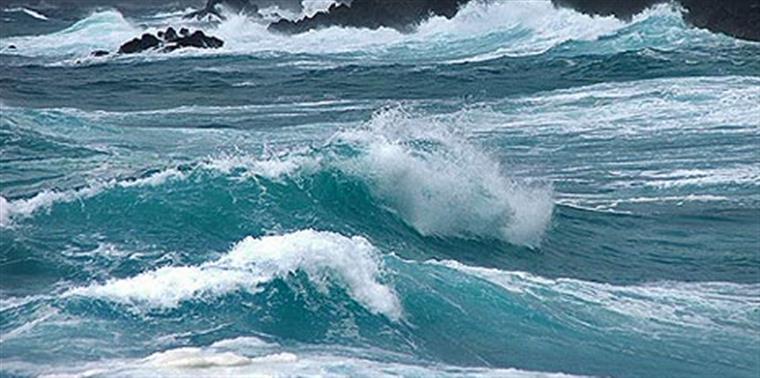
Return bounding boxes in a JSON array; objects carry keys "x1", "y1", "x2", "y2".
[{"x1": 1, "y1": 2, "x2": 759, "y2": 377}]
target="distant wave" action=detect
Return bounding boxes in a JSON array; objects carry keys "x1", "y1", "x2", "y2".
[
  {"x1": 4, "y1": 7, "x2": 49, "y2": 20},
  {"x1": 0, "y1": 168, "x2": 187, "y2": 227},
  {"x1": 1, "y1": 10, "x2": 137, "y2": 57}
]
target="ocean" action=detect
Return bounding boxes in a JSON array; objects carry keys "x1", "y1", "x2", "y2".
[{"x1": 1, "y1": 1, "x2": 759, "y2": 377}]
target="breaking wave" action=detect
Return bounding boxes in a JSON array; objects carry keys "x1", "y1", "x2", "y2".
[{"x1": 66, "y1": 229, "x2": 403, "y2": 319}]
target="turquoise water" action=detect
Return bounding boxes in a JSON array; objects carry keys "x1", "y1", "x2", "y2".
[{"x1": 1, "y1": 2, "x2": 759, "y2": 377}]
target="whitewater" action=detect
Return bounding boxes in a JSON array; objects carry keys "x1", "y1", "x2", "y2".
[{"x1": 1, "y1": 1, "x2": 759, "y2": 377}]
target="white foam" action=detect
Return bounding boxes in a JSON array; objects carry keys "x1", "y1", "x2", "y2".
[
  {"x1": 0, "y1": 184, "x2": 108, "y2": 227},
  {"x1": 136, "y1": 348, "x2": 579, "y2": 377},
  {"x1": 434, "y1": 259, "x2": 760, "y2": 332},
  {"x1": 210, "y1": 336, "x2": 275, "y2": 349},
  {"x1": 118, "y1": 168, "x2": 187, "y2": 188},
  {"x1": 201, "y1": 153, "x2": 305, "y2": 179},
  {"x1": 334, "y1": 107, "x2": 553, "y2": 246},
  {"x1": 210, "y1": 0, "x2": 656, "y2": 60},
  {"x1": 469, "y1": 76, "x2": 760, "y2": 139},
  {"x1": 635, "y1": 166, "x2": 760, "y2": 188},
  {"x1": 0, "y1": 151, "x2": 321, "y2": 226},
  {"x1": 66, "y1": 230, "x2": 402, "y2": 320},
  {"x1": 422, "y1": 0, "x2": 626, "y2": 62}
]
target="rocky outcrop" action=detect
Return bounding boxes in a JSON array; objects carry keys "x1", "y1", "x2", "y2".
[
  {"x1": 263, "y1": 0, "x2": 758, "y2": 42},
  {"x1": 268, "y1": 0, "x2": 469, "y2": 34},
  {"x1": 116, "y1": 27, "x2": 224, "y2": 55},
  {"x1": 184, "y1": 0, "x2": 259, "y2": 21},
  {"x1": 118, "y1": 33, "x2": 161, "y2": 54},
  {"x1": 552, "y1": 0, "x2": 661, "y2": 20},
  {"x1": 679, "y1": 0, "x2": 760, "y2": 42}
]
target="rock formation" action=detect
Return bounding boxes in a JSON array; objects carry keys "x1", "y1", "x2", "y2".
[{"x1": 116, "y1": 27, "x2": 224, "y2": 55}]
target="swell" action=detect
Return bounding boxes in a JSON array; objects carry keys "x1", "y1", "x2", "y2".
[
  {"x1": 3, "y1": 230, "x2": 759, "y2": 377},
  {"x1": 2, "y1": 76, "x2": 758, "y2": 285},
  {"x1": 1, "y1": 105, "x2": 554, "y2": 245}
]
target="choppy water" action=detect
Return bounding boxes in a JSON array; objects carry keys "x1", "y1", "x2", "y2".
[{"x1": 1, "y1": 1, "x2": 759, "y2": 377}]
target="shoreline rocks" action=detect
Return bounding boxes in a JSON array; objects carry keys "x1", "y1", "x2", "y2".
[
  {"x1": 116, "y1": 27, "x2": 224, "y2": 55},
  {"x1": 268, "y1": 0, "x2": 467, "y2": 34}
]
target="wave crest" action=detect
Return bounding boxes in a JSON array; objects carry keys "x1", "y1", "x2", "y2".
[
  {"x1": 333, "y1": 106, "x2": 554, "y2": 246},
  {"x1": 2, "y1": 10, "x2": 137, "y2": 57}
]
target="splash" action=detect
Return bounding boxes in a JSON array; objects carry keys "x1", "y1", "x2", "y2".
[{"x1": 332, "y1": 107, "x2": 554, "y2": 246}]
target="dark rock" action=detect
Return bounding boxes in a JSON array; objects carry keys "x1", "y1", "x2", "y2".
[
  {"x1": 90, "y1": 50, "x2": 109, "y2": 57},
  {"x1": 116, "y1": 28, "x2": 224, "y2": 55},
  {"x1": 7, "y1": 45, "x2": 16, "y2": 50},
  {"x1": 163, "y1": 30, "x2": 224, "y2": 52},
  {"x1": 118, "y1": 33, "x2": 161, "y2": 54},
  {"x1": 263, "y1": 0, "x2": 759, "y2": 42},
  {"x1": 552, "y1": 0, "x2": 660, "y2": 20},
  {"x1": 679, "y1": 0, "x2": 760, "y2": 42},
  {"x1": 268, "y1": 0, "x2": 469, "y2": 34},
  {"x1": 184, "y1": 0, "x2": 259, "y2": 21},
  {"x1": 164, "y1": 27, "x2": 179, "y2": 42}
]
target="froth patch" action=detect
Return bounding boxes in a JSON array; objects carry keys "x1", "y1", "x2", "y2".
[{"x1": 66, "y1": 230, "x2": 402, "y2": 320}]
